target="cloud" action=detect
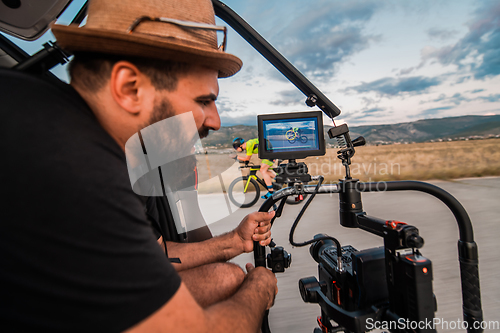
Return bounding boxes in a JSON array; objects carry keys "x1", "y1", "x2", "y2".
[
  {"x1": 399, "y1": 67, "x2": 416, "y2": 75},
  {"x1": 270, "y1": 1, "x2": 382, "y2": 79},
  {"x1": 345, "y1": 76, "x2": 442, "y2": 96},
  {"x1": 216, "y1": 97, "x2": 254, "y2": 122},
  {"x1": 449, "y1": 93, "x2": 470, "y2": 105},
  {"x1": 426, "y1": 27, "x2": 459, "y2": 41},
  {"x1": 455, "y1": 76, "x2": 471, "y2": 84},
  {"x1": 477, "y1": 94, "x2": 500, "y2": 103},
  {"x1": 420, "y1": 91, "x2": 498, "y2": 106},
  {"x1": 220, "y1": 114, "x2": 258, "y2": 126},
  {"x1": 346, "y1": 109, "x2": 393, "y2": 124},
  {"x1": 269, "y1": 90, "x2": 306, "y2": 106},
  {"x1": 361, "y1": 107, "x2": 385, "y2": 115},
  {"x1": 433, "y1": 93, "x2": 447, "y2": 102},
  {"x1": 216, "y1": 98, "x2": 236, "y2": 113},
  {"x1": 359, "y1": 96, "x2": 380, "y2": 108},
  {"x1": 422, "y1": 1, "x2": 500, "y2": 79},
  {"x1": 471, "y1": 89, "x2": 485, "y2": 94},
  {"x1": 420, "y1": 106, "x2": 454, "y2": 117}
]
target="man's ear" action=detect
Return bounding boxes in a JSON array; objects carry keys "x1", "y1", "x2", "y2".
[{"x1": 109, "y1": 61, "x2": 153, "y2": 115}]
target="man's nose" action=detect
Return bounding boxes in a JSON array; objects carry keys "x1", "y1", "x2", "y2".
[{"x1": 205, "y1": 104, "x2": 221, "y2": 131}]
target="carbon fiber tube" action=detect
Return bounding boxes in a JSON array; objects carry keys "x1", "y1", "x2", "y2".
[
  {"x1": 255, "y1": 194, "x2": 282, "y2": 266},
  {"x1": 256, "y1": 195, "x2": 282, "y2": 333},
  {"x1": 357, "y1": 181, "x2": 474, "y2": 242}
]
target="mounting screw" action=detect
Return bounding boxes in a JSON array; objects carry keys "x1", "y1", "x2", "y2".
[{"x1": 306, "y1": 94, "x2": 318, "y2": 107}]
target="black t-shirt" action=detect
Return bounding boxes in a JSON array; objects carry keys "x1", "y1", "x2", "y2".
[{"x1": 0, "y1": 69, "x2": 181, "y2": 332}]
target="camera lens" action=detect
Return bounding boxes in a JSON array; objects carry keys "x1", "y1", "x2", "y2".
[{"x1": 298, "y1": 276, "x2": 320, "y2": 303}]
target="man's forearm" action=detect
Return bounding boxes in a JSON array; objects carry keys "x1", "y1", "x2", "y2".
[
  {"x1": 126, "y1": 267, "x2": 277, "y2": 333},
  {"x1": 164, "y1": 210, "x2": 274, "y2": 271},
  {"x1": 166, "y1": 231, "x2": 243, "y2": 271},
  {"x1": 237, "y1": 155, "x2": 251, "y2": 162}
]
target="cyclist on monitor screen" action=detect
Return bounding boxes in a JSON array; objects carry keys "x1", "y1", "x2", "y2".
[{"x1": 232, "y1": 137, "x2": 276, "y2": 199}]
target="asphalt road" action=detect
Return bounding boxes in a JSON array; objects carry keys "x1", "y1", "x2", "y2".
[{"x1": 207, "y1": 177, "x2": 500, "y2": 333}]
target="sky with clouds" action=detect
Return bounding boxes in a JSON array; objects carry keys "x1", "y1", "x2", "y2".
[
  {"x1": 4, "y1": 0, "x2": 499, "y2": 128},
  {"x1": 214, "y1": 0, "x2": 500, "y2": 127}
]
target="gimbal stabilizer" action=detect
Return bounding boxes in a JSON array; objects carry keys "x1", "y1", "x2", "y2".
[{"x1": 253, "y1": 125, "x2": 483, "y2": 333}]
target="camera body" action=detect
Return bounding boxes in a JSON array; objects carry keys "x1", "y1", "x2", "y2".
[
  {"x1": 302, "y1": 230, "x2": 437, "y2": 333},
  {"x1": 311, "y1": 241, "x2": 388, "y2": 312}
]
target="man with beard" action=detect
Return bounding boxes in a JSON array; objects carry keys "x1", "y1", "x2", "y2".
[{"x1": 0, "y1": 0, "x2": 277, "y2": 332}]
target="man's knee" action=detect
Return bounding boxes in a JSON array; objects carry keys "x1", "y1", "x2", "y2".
[
  {"x1": 180, "y1": 262, "x2": 245, "y2": 307},
  {"x1": 181, "y1": 262, "x2": 245, "y2": 291},
  {"x1": 216, "y1": 262, "x2": 245, "y2": 290}
]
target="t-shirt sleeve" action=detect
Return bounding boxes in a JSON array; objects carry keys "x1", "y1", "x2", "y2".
[
  {"x1": 246, "y1": 140, "x2": 255, "y2": 156},
  {"x1": 0, "y1": 70, "x2": 181, "y2": 332}
]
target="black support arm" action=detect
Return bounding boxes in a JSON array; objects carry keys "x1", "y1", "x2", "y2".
[{"x1": 212, "y1": 0, "x2": 341, "y2": 119}]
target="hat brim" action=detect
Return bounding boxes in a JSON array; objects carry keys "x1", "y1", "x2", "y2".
[{"x1": 51, "y1": 24, "x2": 242, "y2": 78}]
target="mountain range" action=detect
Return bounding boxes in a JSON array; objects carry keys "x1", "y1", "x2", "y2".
[{"x1": 202, "y1": 115, "x2": 500, "y2": 148}]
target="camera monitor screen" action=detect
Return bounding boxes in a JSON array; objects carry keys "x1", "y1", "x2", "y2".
[{"x1": 258, "y1": 111, "x2": 325, "y2": 160}]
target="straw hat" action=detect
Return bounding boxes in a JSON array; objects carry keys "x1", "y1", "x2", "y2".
[{"x1": 51, "y1": 0, "x2": 242, "y2": 78}]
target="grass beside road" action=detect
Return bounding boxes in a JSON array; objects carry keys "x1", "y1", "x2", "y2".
[
  {"x1": 195, "y1": 138, "x2": 500, "y2": 192},
  {"x1": 305, "y1": 138, "x2": 500, "y2": 183}
]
